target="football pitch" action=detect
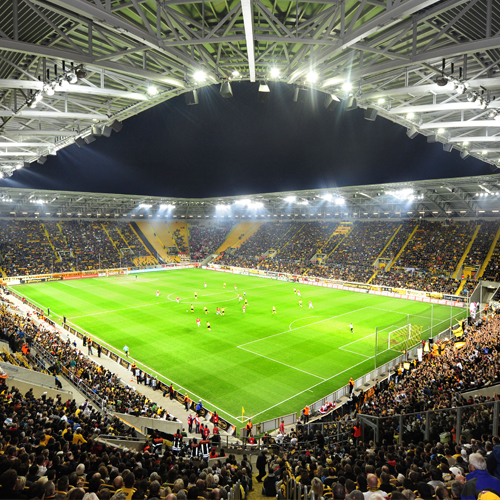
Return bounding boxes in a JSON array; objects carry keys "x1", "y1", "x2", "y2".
[{"x1": 10, "y1": 269, "x2": 467, "y2": 427}]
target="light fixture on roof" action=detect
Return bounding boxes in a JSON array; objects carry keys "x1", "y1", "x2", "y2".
[
  {"x1": 407, "y1": 112, "x2": 415, "y2": 119},
  {"x1": 270, "y1": 67, "x2": 280, "y2": 79},
  {"x1": 306, "y1": 71, "x2": 318, "y2": 84},
  {"x1": 284, "y1": 195, "x2": 296, "y2": 203},
  {"x1": 437, "y1": 128, "x2": 446, "y2": 134},
  {"x1": 377, "y1": 98, "x2": 385, "y2": 104},
  {"x1": 139, "y1": 203, "x2": 152, "y2": 209},
  {"x1": 324, "y1": 94, "x2": 340, "y2": 111},
  {"x1": 342, "y1": 82, "x2": 352, "y2": 92},
  {"x1": 193, "y1": 71, "x2": 207, "y2": 83},
  {"x1": 232, "y1": 70, "x2": 240, "y2": 77},
  {"x1": 147, "y1": 85, "x2": 158, "y2": 96}
]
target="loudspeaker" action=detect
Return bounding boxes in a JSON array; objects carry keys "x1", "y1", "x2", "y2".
[
  {"x1": 406, "y1": 127, "x2": 418, "y2": 139},
  {"x1": 101, "y1": 126, "x2": 112, "y2": 138},
  {"x1": 324, "y1": 94, "x2": 340, "y2": 111},
  {"x1": 344, "y1": 96, "x2": 357, "y2": 111},
  {"x1": 443, "y1": 143, "x2": 453, "y2": 152},
  {"x1": 84, "y1": 135, "x2": 96, "y2": 144},
  {"x1": 427, "y1": 135, "x2": 437, "y2": 143},
  {"x1": 110, "y1": 120, "x2": 123, "y2": 132},
  {"x1": 293, "y1": 87, "x2": 308, "y2": 102},
  {"x1": 220, "y1": 81, "x2": 233, "y2": 99},
  {"x1": 460, "y1": 150, "x2": 469, "y2": 159},
  {"x1": 75, "y1": 137, "x2": 85, "y2": 147},
  {"x1": 37, "y1": 156, "x2": 47, "y2": 165},
  {"x1": 91, "y1": 125, "x2": 102, "y2": 136},
  {"x1": 185, "y1": 90, "x2": 199, "y2": 105},
  {"x1": 364, "y1": 108, "x2": 378, "y2": 121},
  {"x1": 23, "y1": 162, "x2": 31, "y2": 169}
]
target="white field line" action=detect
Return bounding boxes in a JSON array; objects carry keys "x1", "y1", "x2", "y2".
[
  {"x1": 62, "y1": 319, "x2": 242, "y2": 422},
  {"x1": 238, "y1": 346, "x2": 326, "y2": 381},
  {"x1": 248, "y1": 354, "x2": 376, "y2": 420},
  {"x1": 237, "y1": 308, "x2": 370, "y2": 348},
  {"x1": 339, "y1": 348, "x2": 371, "y2": 358}
]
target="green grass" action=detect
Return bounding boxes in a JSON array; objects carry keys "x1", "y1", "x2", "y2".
[{"x1": 10, "y1": 269, "x2": 466, "y2": 427}]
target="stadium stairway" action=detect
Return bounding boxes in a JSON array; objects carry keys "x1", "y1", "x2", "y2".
[
  {"x1": 323, "y1": 225, "x2": 353, "y2": 261},
  {"x1": 386, "y1": 224, "x2": 419, "y2": 271},
  {"x1": 216, "y1": 222, "x2": 260, "y2": 253},
  {"x1": 101, "y1": 223, "x2": 122, "y2": 255},
  {"x1": 134, "y1": 221, "x2": 174, "y2": 263},
  {"x1": 278, "y1": 223, "x2": 305, "y2": 254},
  {"x1": 477, "y1": 223, "x2": 500, "y2": 278},
  {"x1": 151, "y1": 221, "x2": 177, "y2": 250},
  {"x1": 372, "y1": 224, "x2": 402, "y2": 266},
  {"x1": 41, "y1": 223, "x2": 61, "y2": 262},
  {"x1": 130, "y1": 222, "x2": 162, "y2": 263},
  {"x1": 169, "y1": 221, "x2": 190, "y2": 256},
  {"x1": 318, "y1": 222, "x2": 340, "y2": 252},
  {"x1": 455, "y1": 278, "x2": 467, "y2": 296},
  {"x1": 452, "y1": 223, "x2": 481, "y2": 279},
  {"x1": 233, "y1": 222, "x2": 264, "y2": 249}
]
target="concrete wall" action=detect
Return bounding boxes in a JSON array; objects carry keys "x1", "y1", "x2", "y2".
[
  {"x1": 113, "y1": 412, "x2": 182, "y2": 435},
  {"x1": 6, "y1": 376, "x2": 73, "y2": 400},
  {"x1": 0, "y1": 361, "x2": 56, "y2": 387}
]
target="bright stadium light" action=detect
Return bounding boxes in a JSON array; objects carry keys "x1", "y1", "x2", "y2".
[
  {"x1": 306, "y1": 71, "x2": 318, "y2": 84},
  {"x1": 335, "y1": 197, "x2": 345, "y2": 205},
  {"x1": 322, "y1": 193, "x2": 333, "y2": 201},
  {"x1": 159, "y1": 203, "x2": 174, "y2": 209},
  {"x1": 387, "y1": 188, "x2": 414, "y2": 200},
  {"x1": 216, "y1": 204, "x2": 227, "y2": 209},
  {"x1": 235, "y1": 198, "x2": 251, "y2": 206},
  {"x1": 147, "y1": 85, "x2": 158, "y2": 96},
  {"x1": 139, "y1": 203, "x2": 152, "y2": 209},
  {"x1": 270, "y1": 67, "x2": 280, "y2": 79},
  {"x1": 193, "y1": 71, "x2": 206, "y2": 83},
  {"x1": 284, "y1": 195, "x2": 296, "y2": 203},
  {"x1": 250, "y1": 201, "x2": 263, "y2": 208},
  {"x1": 298, "y1": 200, "x2": 309, "y2": 205},
  {"x1": 342, "y1": 82, "x2": 352, "y2": 92}
]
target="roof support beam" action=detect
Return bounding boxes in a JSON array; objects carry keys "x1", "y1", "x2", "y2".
[
  {"x1": 0, "y1": 111, "x2": 109, "y2": 120},
  {"x1": 241, "y1": 0, "x2": 256, "y2": 82},
  {"x1": 288, "y1": 0, "x2": 443, "y2": 83}
]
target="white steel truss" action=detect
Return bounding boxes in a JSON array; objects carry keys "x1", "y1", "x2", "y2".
[{"x1": 1, "y1": 0, "x2": 500, "y2": 172}]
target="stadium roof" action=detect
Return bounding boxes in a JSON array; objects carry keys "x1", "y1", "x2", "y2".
[
  {"x1": 1, "y1": 173, "x2": 500, "y2": 219},
  {"x1": 2, "y1": 0, "x2": 500, "y2": 175}
]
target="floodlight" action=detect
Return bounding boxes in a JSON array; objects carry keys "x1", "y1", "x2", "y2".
[
  {"x1": 463, "y1": 141, "x2": 469, "y2": 145},
  {"x1": 232, "y1": 70, "x2": 240, "y2": 77},
  {"x1": 342, "y1": 82, "x2": 352, "y2": 92},
  {"x1": 335, "y1": 198, "x2": 345, "y2": 205},
  {"x1": 68, "y1": 72, "x2": 78, "y2": 84},
  {"x1": 270, "y1": 67, "x2": 280, "y2": 79},
  {"x1": 437, "y1": 128, "x2": 446, "y2": 134},
  {"x1": 58, "y1": 79, "x2": 70, "y2": 90},
  {"x1": 194, "y1": 71, "x2": 206, "y2": 83},
  {"x1": 91, "y1": 125, "x2": 102, "y2": 136},
  {"x1": 377, "y1": 98, "x2": 385, "y2": 104},
  {"x1": 84, "y1": 134, "x2": 96, "y2": 144},
  {"x1": 460, "y1": 150, "x2": 469, "y2": 159},
  {"x1": 443, "y1": 143, "x2": 453, "y2": 152},
  {"x1": 306, "y1": 71, "x2": 318, "y2": 84},
  {"x1": 344, "y1": 96, "x2": 357, "y2": 111},
  {"x1": 284, "y1": 196, "x2": 296, "y2": 203},
  {"x1": 45, "y1": 86, "x2": 55, "y2": 96},
  {"x1": 322, "y1": 194, "x2": 333, "y2": 201},
  {"x1": 147, "y1": 85, "x2": 158, "y2": 96},
  {"x1": 407, "y1": 112, "x2": 415, "y2": 119},
  {"x1": 75, "y1": 137, "x2": 85, "y2": 147},
  {"x1": 139, "y1": 204, "x2": 152, "y2": 209},
  {"x1": 0, "y1": 172, "x2": 3, "y2": 179},
  {"x1": 16, "y1": 164, "x2": 24, "y2": 169},
  {"x1": 216, "y1": 204, "x2": 226, "y2": 209},
  {"x1": 220, "y1": 81, "x2": 233, "y2": 98},
  {"x1": 482, "y1": 150, "x2": 488, "y2": 155}
]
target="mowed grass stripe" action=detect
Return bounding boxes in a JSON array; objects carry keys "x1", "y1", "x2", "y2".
[{"x1": 11, "y1": 269, "x2": 467, "y2": 426}]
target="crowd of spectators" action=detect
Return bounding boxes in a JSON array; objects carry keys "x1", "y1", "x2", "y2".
[
  {"x1": 172, "y1": 226, "x2": 189, "y2": 254},
  {"x1": 0, "y1": 221, "x2": 65, "y2": 276},
  {"x1": 278, "y1": 223, "x2": 338, "y2": 263},
  {"x1": 398, "y1": 221, "x2": 476, "y2": 275},
  {"x1": 465, "y1": 221, "x2": 498, "y2": 269},
  {"x1": 372, "y1": 270, "x2": 462, "y2": 295},
  {"x1": 328, "y1": 222, "x2": 401, "y2": 266},
  {"x1": 189, "y1": 224, "x2": 234, "y2": 261}
]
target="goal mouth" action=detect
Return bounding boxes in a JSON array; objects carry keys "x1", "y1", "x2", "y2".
[{"x1": 384, "y1": 324, "x2": 423, "y2": 353}]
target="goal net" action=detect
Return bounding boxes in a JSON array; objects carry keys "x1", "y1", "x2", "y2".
[{"x1": 378, "y1": 324, "x2": 423, "y2": 353}]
